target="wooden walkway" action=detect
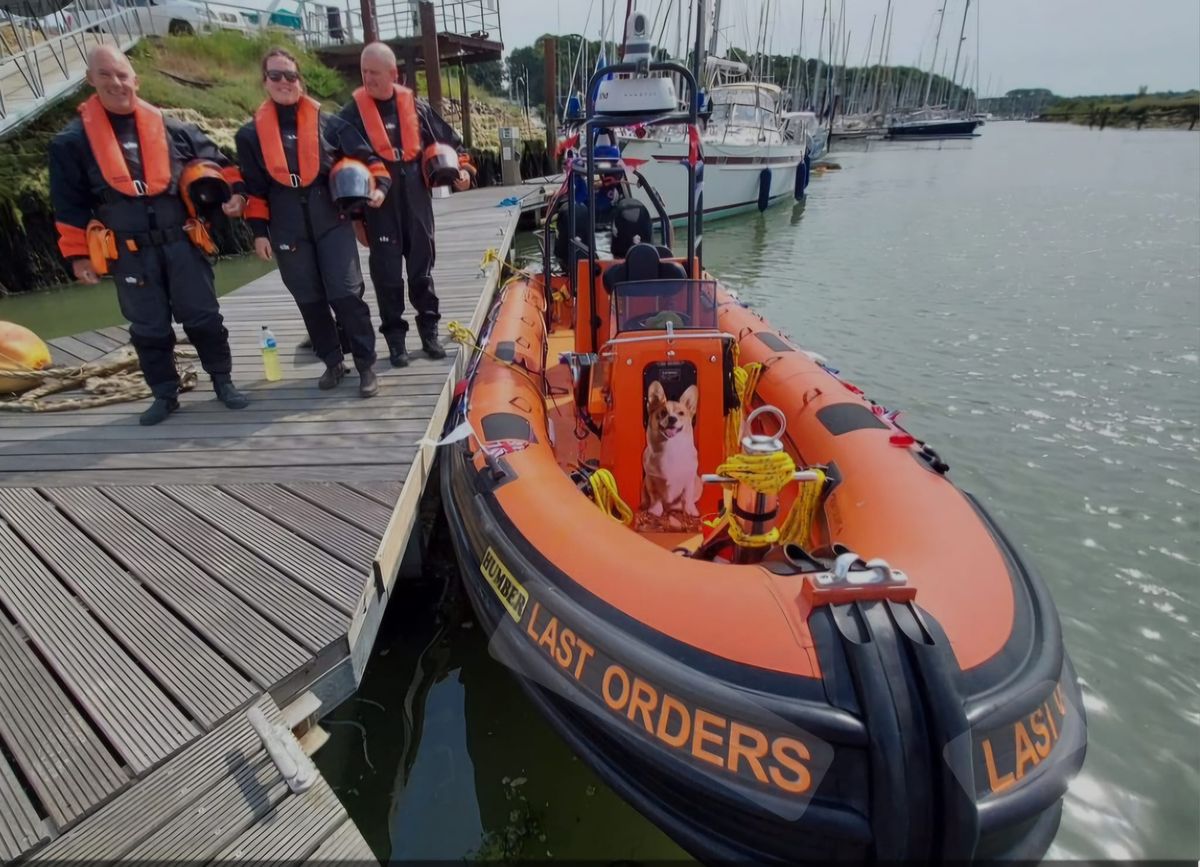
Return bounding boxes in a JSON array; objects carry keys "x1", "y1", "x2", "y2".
[{"x1": 0, "y1": 184, "x2": 537, "y2": 862}]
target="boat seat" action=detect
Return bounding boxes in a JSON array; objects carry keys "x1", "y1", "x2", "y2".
[
  {"x1": 611, "y1": 198, "x2": 656, "y2": 258},
  {"x1": 603, "y1": 244, "x2": 687, "y2": 295}
]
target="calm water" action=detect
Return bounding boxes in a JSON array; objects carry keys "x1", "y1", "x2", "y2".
[
  {"x1": 317, "y1": 122, "x2": 1200, "y2": 862},
  {"x1": 0, "y1": 255, "x2": 276, "y2": 339}
]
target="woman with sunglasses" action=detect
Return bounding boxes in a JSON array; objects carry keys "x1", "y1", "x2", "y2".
[{"x1": 236, "y1": 47, "x2": 387, "y2": 397}]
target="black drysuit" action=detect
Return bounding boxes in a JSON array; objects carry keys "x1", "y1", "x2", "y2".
[
  {"x1": 49, "y1": 112, "x2": 240, "y2": 399},
  {"x1": 337, "y1": 95, "x2": 465, "y2": 350},
  {"x1": 235, "y1": 103, "x2": 387, "y2": 372}
]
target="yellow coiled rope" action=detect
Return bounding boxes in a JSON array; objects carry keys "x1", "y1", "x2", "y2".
[
  {"x1": 724, "y1": 358, "x2": 764, "y2": 457},
  {"x1": 778, "y1": 467, "x2": 827, "y2": 547},
  {"x1": 587, "y1": 468, "x2": 634, "y2": 525},
  {"x1": 716, "y1": 449, "x2": 798, "y2": 495},
  {"x1": 704, "y1": 453, "x2": 828, "y2": 549},
  {"x1": 480, "y1": 247, "x2": 536, "y2": 282}
]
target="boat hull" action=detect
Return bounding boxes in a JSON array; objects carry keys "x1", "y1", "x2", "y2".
[
  {"x1": 440, "y1": 278, "x2": 1087, "y2": 860},
  {"x1": 621, "y1": 138, "x2": 806, "y2": 222},
  {"x1": 443, "y1": 431, "x2": 1085, "y2": 861},
  {"x1": 887, "y1": 118, "x2": 983, "y2": 139}
]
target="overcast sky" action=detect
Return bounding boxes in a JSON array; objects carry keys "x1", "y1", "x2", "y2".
[{"x1": 496, "y1": 0, "x2": 1200, "y2": 97}]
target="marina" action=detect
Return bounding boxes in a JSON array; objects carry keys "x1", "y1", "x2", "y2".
[{"x1": 0, "y1": 0, "x2": 1196, "y2": 862}]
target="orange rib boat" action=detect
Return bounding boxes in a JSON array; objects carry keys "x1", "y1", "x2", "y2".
[{"x1": 441, "y1": 50, "x2": 1085, "y2": 863}]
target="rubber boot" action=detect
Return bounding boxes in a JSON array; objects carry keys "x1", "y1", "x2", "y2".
[
  {"x1": 389, "y1": 337, "x2": 410, "y2": 368},
  {"x1": 139, "y1": 396, "x2": 179, "y2": 426},
  {"x1": 359, "y1": 367, "x2": 379, "y2": 398},
  {"x1": 318, "y1": 364, "x2": 345, "y2": 390},
  {"x1": 212, "y1": 374, "x2": 249, "y2": 409},
  {"x1": 418, "y1": 327, "x2": 447, "y2": 360}
]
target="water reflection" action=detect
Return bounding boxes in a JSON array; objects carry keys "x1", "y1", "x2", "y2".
[{"x1": 316, "y1": 524, "x2": 689, "y2": 862}]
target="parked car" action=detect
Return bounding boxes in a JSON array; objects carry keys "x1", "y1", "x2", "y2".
[{"x1": 119, "y1": 0, "x2": 251, "y2": 36}]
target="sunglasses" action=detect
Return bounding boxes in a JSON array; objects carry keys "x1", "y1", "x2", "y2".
[{"x1": 265, "y1": 69, "x2": 300, "y2": 83}]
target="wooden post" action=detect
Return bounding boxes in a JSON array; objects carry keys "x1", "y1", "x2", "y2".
[
  {"x1": 359, "y1": 0, "x2": 376, "y2": 44},
  {"x1": 542, "y1": 36, "x2": 556, "y2": 165},
  {"x1": 401, "y1": 43, "x2": 419, "y2": 93},
  {"x1": 418, "y1": 1, "x2": 443, "y2": 116},
  {"x1": 459, "y1": 61, "x2": 473, "y2": 148}
]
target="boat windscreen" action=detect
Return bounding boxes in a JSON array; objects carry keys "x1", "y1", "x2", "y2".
[{"x1": 612, "y1": 279, "x2": 718, "y2": 332}]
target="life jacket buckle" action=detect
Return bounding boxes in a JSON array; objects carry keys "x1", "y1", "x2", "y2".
[
  {"x1": 392, "y1": 147, "x2": 401, "y2": 161},
  {"x1": 289, "y1": 173, "x2": 302, "y2": 188},
  {"x1": 132, "y1": 179, "x2": 148, "y2": 197}
]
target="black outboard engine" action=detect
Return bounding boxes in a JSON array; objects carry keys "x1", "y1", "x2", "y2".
[{"x1": 611, "y1": 197, "x2": 654, "y2": 259}]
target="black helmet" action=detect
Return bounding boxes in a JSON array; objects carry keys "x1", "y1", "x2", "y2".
[
  {"x1": 179, "y1": 159, "x2": 231, "y2": 217},
  {"x1": 421, "y1": 142, "x2": 461, "y2": 188},
  {"x1": 329, "y1": 158, "x2": 374, "y2": 213}
]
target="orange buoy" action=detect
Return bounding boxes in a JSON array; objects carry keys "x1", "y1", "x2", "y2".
[{"x1": 0, "y1": 321, "x2": 52, "y2": 394}]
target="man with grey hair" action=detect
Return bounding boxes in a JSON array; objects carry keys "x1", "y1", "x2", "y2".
[
  {"x1": 49, "y1": 44, "x2": 249, "y2": 425},
  {"x1": 338, "y1": 41, "x2": 473, "y2": 366}
]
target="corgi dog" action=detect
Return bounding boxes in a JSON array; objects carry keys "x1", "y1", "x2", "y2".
[{"x1": 642, "y1": 380, "x2": 701, "y2": 518}]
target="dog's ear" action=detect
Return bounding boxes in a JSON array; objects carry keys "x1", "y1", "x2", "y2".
[
  {"x1": 680, "y1": 384, "x2": 698, "y2": 415},
  {"x1": 647, "y1": 380, "x2": 666, "y2": 408}
]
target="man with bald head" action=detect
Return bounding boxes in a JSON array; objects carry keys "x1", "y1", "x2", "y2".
[
  {"x1": 49, "y1": 44, "x2": 249, "y2": 425},
  {"x1": 338, "y1": 41, "x2": 472, "y2": 366}
]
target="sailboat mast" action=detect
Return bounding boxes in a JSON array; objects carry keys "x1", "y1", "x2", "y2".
[
  {"x1": 922, "y1": 1, "x2": 947, "y2": 107},
  {"x1": 811, "y1": 0, "x2": 826, "y2": 112},
  {"x1": 948, "y1": 0, "x2": 971, "y2": 111},
  {"x1": 707, "y1": 0, "x2": 721, "y2": 59}
]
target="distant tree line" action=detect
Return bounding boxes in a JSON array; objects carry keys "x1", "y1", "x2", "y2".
[{"x1": 979, "y1": 87, "x2": 1199, "y2": 129}]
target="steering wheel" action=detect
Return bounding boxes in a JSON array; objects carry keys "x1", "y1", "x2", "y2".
[{"x1": 623, "y1": 310, "x2": 691, "y2": 331}]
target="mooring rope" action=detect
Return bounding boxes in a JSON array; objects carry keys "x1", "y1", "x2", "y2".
[{"x1": 0, "y1": 346, "x2": 199, "y2": 412}]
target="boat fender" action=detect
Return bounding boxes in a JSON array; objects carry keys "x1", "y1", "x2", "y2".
[
  {"x1": 795, "y1": 157, "x2": 809, "y2": 200},
  {"x1": 758, "y1": 168, "x2": 771, "y2": 212}
]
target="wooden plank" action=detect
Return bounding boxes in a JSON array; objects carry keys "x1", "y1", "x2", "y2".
[
  {"x1": 46, "y1": 336, "x2": 103, "y2": 363},
  {"x1": 0, "y1": 751, "x2": 48, "y2": 861},
  {"x1": 161, "y1": 486, "x2": 366, "y2": 613},
  {"x1": 210, "y1": 777, "x2": 347, "y2": 863},
  {"x1": 31, "y1": 694, "x2": 282, "y2": 862},
  {"x1": 0, "y1": 618, "x2": 126, "y2": 832},
  {"x1": 121, "y1": 757, "x2": 288, "y2": 861},
  {"x1": 284, "y1": 483, "x2": 395, "y2": 536},
  {"x1": 42, "y1": 487, "x2": 311, "y2": 690},
  {"x1": 0, "y1": 420, "x2": 430, "y2": 443},
  {"x1": 304, "y1": 816, "x2": 376, "y2": 863},
  {"x1": 222, "y1": 484, "x2": 380, "y2": 570},
  {"x1": 95, "y1": 326, "x2": 130, "y2": 343},
  {"x1": 0, "y1": 488, "x2": 254, "y2": 730},
  {"x1": 101, "y1": 486, "x2": 347, "y2": 654},
  {"x1": 345, "y1": 481, "x2": 403, "y2": 507},
  {"x1": 0, "y1": 519, "x2": 197, "y2": 775},
  {"x1": 0, "y1": 395, "x2": 444, "y2": 428},
  {"x1": 0, "y1": 431, "x2": 430, "y2": 457},
  {"x1": 69, "y1": 330, "x2": 124, "y2": 354},
  {"x1": 0, "y1": 464, "x2": 412, "y2": 486},
  {"x1": 0, "y1": 446, "x2": 420, "y2": 473}
]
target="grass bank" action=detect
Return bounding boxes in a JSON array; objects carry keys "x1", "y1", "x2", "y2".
[{"x1": 1040, "y1": 91, "x2": 1200, "y2": 129}]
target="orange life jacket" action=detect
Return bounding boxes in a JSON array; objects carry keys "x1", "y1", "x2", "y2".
[
  {"x1": 254, "y1": 96, "x2": 322, "y2": 187},
  {"x1": 78, "y1": 94, "x2": 172, "y2": 197},
  {"x1": 353, "y1": 85, "x2": 421, "y2": 163}
]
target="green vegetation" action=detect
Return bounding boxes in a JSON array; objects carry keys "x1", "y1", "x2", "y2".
[
  {"x1": 1040, "y1": 90, "x2": 1199, "y2": 129},
  {"x1": 131, "y1": 30, "x2": 350, "y2": 120}
]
